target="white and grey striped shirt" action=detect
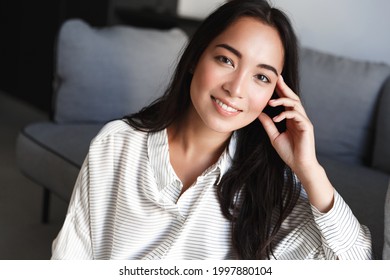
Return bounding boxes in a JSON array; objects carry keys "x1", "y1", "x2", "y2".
[{"x1": 51, "y1": 120, "x2": 372, "y2": 260}]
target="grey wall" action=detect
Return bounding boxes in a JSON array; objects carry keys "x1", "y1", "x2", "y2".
[
  {"x1": 272, "y1": 0, "x2": 390, "y2": 65},
  {"x1": 177, "y1": 0, "x2": 390, "y2": 64},
  {"x1": 177, "y1": 0, "x2": 226, "y2": 19}
]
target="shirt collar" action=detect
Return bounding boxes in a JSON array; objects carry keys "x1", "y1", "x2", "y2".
[
  {"x1": 148, "y1": 129, "x2": 177, "y2": 191},
  {"x1": 147, "y1": 129, "x2": 237, "y2": 189}
]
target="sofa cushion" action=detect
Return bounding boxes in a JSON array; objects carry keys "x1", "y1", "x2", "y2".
[
  {"x1": 16, "y1": 122, "x2": 103, "y2": 201},
  {"x1": 372, "y1": 77, "x2": 390, "y2": 173},
  {"x1": 299, "y1": 47, "x2": 390, "y2": 165},
  {"x1": 318, "y1": 155, "x2": 389, "y2": 259},
  {"x1": 53, "y1": 19, "x2": 188, "y2": 123}
]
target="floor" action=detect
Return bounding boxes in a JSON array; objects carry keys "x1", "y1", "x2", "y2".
[{"x1": 0, "y1": 91, "x2": 68, "y2": 259}]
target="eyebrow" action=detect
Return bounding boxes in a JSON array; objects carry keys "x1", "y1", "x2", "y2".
[{"x1": 216, "y1": 43, "x2": 279, "y2": 77}]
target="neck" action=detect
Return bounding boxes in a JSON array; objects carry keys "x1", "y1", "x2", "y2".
[
  {"x1": 168, "y1": 107, "x2": 232, "y2": 158},
  {"x1": 167, "y1": 105, "x2": 233, "y2": 192}
]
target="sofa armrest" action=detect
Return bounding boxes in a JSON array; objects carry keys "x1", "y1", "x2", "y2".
[
  {"x1": 383, "y1": 182, "x2": 390, "y2": 259},
  {"x1": 372, "y1": 77, "x2": 390, "y2": 173}
]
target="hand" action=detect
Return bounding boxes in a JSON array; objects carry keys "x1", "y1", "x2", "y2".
[
  {"x1": 258, "y1": 76, "x2": 335, "y2": 213},
  {"x1": 258, "y1": 75, "x2": 317, "y2": 175}
]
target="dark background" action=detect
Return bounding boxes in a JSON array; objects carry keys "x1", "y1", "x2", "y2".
[{"x1": 0, "y1": 0, "x2": 199, "y2": 113}]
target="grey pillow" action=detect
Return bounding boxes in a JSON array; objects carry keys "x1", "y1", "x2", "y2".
[
  {"x1": 372, "y1": 78, "x2": 390, "y2": 173},
  {"x1": 299, "y1": 47, "x2": 390, "y2": 164},
  {"x1": 53, "y1": 19, "x2": 188, "y2": 123}
]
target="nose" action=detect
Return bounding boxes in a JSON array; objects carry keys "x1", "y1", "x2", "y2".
[{"x1": 222, "y1": 71, "x2": 246, "y2": 98}]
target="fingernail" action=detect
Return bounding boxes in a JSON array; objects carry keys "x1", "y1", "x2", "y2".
[{"x1": 269, "y1": 99, "x2": 276, "y2": 105}]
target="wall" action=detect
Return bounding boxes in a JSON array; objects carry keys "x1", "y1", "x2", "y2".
[
  {"x1": 271, "y1": 0, "x2": 390, "y2": 65},
  {"x1": 180, "y1": 0, "x2": 390, "y2": 65},
  {"x1": 177, "y1": 0, "x2": 226, "y2": 19},
  {"x1": 0, "y1": 0, "x2": 110, "y2": 112},
  {"x1": 0, "y1": 0, "x2": 60, "y2": 112}
]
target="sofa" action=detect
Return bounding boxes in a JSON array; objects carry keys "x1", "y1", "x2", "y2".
[{"x1": 16, "y1": 18, "x2": 390, "y2": 259}]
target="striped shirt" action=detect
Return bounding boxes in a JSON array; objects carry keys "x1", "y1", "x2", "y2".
[{"x1": 51, "y1": 120, "x2": 372, "y2": 260}]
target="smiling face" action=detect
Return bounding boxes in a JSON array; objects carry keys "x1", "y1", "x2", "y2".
[{"x1": 188, "y1": 17, "x2": 285, "y2": 135}]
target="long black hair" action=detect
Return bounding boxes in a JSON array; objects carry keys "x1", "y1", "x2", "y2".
[{"x1": 125, "y1": 0, "x2": 301, "y2": 259}]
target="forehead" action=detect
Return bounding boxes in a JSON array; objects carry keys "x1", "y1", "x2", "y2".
[{"x1": 209, "y1": 17, "x2": 285, "y2": 72}]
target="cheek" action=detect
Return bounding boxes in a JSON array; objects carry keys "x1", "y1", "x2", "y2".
[
  {"x1": 248, "y1": 90, "x2": 273, "y2": 115},
  {"x1": 191, "y1": 64, "x2": 218, "y2": 95}
]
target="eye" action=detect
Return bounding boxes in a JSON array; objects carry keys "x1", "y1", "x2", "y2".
[
  {"x1": 255, "y1": 74, "x2": 270, "y2": 83},
  {"x1": 216, "y1": 56, "x2": 234, "y2": 67}
]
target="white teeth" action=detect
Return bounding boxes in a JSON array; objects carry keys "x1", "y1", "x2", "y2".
[{"x1": 215, "y1": 98, "x2": 239, "y2": 112}]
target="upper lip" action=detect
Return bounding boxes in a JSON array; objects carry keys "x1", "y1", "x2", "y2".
[{"x1": 212, "y1": 96, "x2": 242, "y2": 112}]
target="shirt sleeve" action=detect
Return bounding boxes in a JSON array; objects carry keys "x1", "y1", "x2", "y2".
[
  {"x1": 51, "y1": 155, "x2": 93, "y2": 259},
  {"x1": 311, "y1": 190, "x2": 373, "y2": 259}
]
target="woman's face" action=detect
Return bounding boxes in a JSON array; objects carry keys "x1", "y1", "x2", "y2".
[{"x1": 189, "y1": 17, "x2": 284, "y2": 134}]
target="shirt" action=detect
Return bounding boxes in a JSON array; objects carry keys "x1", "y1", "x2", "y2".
[{"x1": 51, "y1": 120, "x2": 372, "y2": 260}]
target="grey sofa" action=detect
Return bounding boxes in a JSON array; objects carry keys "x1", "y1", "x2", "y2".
[{"x1": 16, "y1": 19, "x2": 390, "y2": 259}]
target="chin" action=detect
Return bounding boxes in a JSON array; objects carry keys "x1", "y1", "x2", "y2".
[
  {"x1": 201, "y1": 113, "x2": 254, "y2": 134},
  {"x1": 206, "y1": 121, "x2": 241, "y2": 134}
]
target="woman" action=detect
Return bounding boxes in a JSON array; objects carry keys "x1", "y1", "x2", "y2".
[{"x1": 51, "y1": 0, "x2": 372, "y2": 259}]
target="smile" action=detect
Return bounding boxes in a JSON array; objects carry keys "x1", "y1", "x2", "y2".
[{"x1": 212, "y1": 97, "x2": 241, "y2": 113}]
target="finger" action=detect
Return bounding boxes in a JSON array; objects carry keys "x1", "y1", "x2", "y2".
[
  {"x1": 276, "y1": 75, "x2": 300, "y2": 101},
  {"x1": 268, "y1": 97, "x2": 307, "y2": 116},
  {"x1": 273, "y1": 110, "x2": 312, "y2": 131},
  {"x1": 258, "y1": 112, "x2": 280, "y2": 143}
]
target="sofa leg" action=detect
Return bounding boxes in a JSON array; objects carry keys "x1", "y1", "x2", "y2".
[{"x1": 42, "y1": 188, "x2": 51, "y2": 224}]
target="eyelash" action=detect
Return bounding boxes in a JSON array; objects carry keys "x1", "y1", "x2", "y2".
[
  {"x1": 255, "y1": 74, "x2": 270, "y2": 83},
  {"x1": 216, "y1": 55, "x2": 234, "y2": 66},
  {"x1": 215, "y1": 55, "x2": 271, "y2": 84}
]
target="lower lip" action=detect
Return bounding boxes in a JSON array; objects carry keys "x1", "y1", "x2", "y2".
[{"x1": 212, "y1": 97, "x2": 241, "y2": 117}]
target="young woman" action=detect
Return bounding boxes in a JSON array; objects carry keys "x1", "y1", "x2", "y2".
[{"x1": 51, "y1": 0, "x2": 372, "y2": 259}]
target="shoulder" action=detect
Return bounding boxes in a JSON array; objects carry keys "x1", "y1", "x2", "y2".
[
  {"x1": 88, "y1": 119, "x2": 150, "y2": 159},
  {"x1": 91, "y1": 119, "x2": 147, "y2": 145}
]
